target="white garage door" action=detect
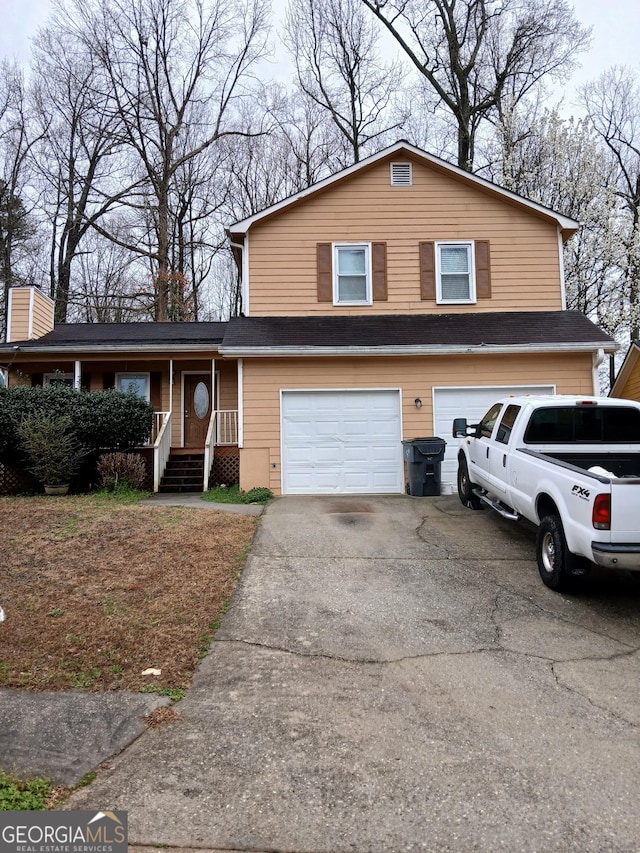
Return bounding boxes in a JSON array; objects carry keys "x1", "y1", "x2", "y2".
[
  {"x1": 281, "y1": 390, "x2": 403, "y2": 495},
  {"x1": 433, "y1": 385, "x2": 555, "y2": 493}
]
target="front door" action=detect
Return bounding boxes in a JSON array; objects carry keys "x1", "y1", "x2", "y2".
[{"x1": 184, "y1": 375, "x2": 212, "y2": 448}]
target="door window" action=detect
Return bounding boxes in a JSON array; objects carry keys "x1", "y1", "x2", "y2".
[
  {"x1": 193, "y1": 381, "x2": 209, "y2": 419},
  {"x1": 478, "y1": 403, "x2": 503, "y2": 438}
]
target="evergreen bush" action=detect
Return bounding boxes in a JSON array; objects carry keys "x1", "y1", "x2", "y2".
[{"x1": 0, "y1": 384, "x2": 154, "y2": 462}]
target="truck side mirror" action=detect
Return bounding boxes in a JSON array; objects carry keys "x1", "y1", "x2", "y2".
[{"x1": 452, "y1": 418, "x2": 468, "y2": 437}]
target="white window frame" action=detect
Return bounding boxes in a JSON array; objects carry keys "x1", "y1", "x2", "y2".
[
  {"x1": 115, "y1": 372, "x2": 151, "y2": 401},
  {"x1": 435, "y1": 240, "x2": 476, "y2": 304},
  {"x1": 0, "y1": 368, "x2": 7, "y2": 388},
  {"x1": 333, "y1": 242, "x2": 372, "y2": 306},
  {"x1": 43, "y1": 372, "x2": 74, "y2": 387}
]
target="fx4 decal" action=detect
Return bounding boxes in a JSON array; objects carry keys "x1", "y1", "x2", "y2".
[{"x1": 572, "y1": 484, "x2": 591, "y2": 501}]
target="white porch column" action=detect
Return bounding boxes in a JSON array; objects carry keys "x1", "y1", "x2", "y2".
[{"x1": 74, "y1": 360, "x2": 81, "y2": 390}]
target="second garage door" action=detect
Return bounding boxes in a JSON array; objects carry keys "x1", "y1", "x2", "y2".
[
  {"x1": 433, "y1": 384, "x2": 555, "y2": 493},
  {"x1": 281, "y1": 389, "x2": 403, "y2": 495}
]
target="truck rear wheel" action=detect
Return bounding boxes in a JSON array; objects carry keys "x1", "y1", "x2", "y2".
[
  {"x1": 536, "y1": 515, "x2": 590, "y2": 591},
  {"x1": 457, "y1": 456, "x2": 484, "y2": 511}
]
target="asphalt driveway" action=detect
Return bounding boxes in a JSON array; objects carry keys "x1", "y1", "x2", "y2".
[{"x1": 66, "y1": 494, "x2": 640, "y2": 852}]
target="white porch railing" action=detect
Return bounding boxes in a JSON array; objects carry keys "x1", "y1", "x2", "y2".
[
  {"x1": 152, "y1": 411, "x2": 172, "y2": 493},
  {"x1": 215, "y1": 410, "x2": 239, "y2": 445},
  {"x1": 203, "y1": 409, "x2": 216, "y2": 493},
  {"x1": 203, "y1": 409, "x2": 239, "y2": 493}
]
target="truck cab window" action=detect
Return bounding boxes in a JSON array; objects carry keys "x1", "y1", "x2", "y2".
[
  {"x1": 495, "y1": 405, "x2": 521, "y2": 445},
  {"x1": 478, "y1": 403, "x2": 503, "y2": 438}
]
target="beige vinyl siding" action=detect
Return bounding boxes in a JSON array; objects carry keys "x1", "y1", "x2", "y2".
[
  {"x1": 619, "y1": 364, "x2": 640, "y2": 402},
  {"x1": 7, "y1": 287, "x2": 54, "y2": 342},
  {"x1": 240, "y1": 352, "x2": 594, "y2": 494},
  {"x1": 7, "y1": 289, "x2": 31, "y2": 342},
  {"x1": 31, "y1": 291, "x2": 55, "y2": 339},
  {"x1": 246, "y1": 157, "x2": 564, "y2": 316}
]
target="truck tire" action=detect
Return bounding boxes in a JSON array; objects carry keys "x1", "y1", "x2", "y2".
[
  {"x1": 536, "y1": 515, "x2": 590, "y2": 591},
  {"x1": 457, "y1": 456, "x2": 484, "y2": 511}
]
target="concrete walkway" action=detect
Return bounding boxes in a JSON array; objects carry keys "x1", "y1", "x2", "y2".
[{"x1": 62, "y1": 495, "x2": 640, "y2": 853}]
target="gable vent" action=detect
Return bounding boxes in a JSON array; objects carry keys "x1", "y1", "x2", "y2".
[{"x1": 390, "y1": 162, "x2": 412, "y2": 186}]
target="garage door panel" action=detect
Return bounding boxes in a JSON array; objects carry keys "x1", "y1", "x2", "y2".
[
  {"x1": 282, "y1": 390, "x2": 403, "y2": 495},
  {"x1": 433, "y1": 385, "x2": 554, "y2": 494}
]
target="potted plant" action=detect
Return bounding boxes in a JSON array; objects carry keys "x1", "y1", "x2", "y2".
[{"x1": 17, "y1": 412, "x2": 86, "y2": 495}]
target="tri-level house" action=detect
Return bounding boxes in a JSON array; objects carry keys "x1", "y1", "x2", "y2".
[{"x1": 0, "y1": 141, "x2": 616, "y2": 495}]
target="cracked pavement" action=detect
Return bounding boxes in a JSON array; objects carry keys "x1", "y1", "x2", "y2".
[{"x1": 67, "y1": 495, "x2": 640, "y2": 852}]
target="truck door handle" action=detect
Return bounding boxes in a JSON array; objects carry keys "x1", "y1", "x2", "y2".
[{"x1": 486, "y1": 447, "x2": 490, "y2": 459}]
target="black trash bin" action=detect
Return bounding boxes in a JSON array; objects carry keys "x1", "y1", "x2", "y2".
[{"x1": 402, "y1": 436, "x2": 447, "y2": 496}]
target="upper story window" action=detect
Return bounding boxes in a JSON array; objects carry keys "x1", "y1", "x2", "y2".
[
  {"x1": 333, "y1": 243, "x2": 372, "y2": 305},
  {"x1": 436, "y1": 241, "x2": 475, "y2": 303},
  {"x1": 116, "y1": 373, "x2": 150, "y2": 401}
]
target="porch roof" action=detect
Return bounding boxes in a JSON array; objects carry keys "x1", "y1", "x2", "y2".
[
  {"x1": 219, "y1": 311, "x2": 616, "y2": 357},
  {"x1": 1, "y1": 321, "x2": 228, "y2": 354}
]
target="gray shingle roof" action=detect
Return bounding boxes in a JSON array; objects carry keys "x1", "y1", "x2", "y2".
[
  {"x1": 3, "y1": 321, "x2": 227, "y2": 350},
  {"x1": 0, "y1": 311, "x2": 613, "y2": 355},
  {"x1": 220, "y1": 311, "x2": 613, "y2": 350}
]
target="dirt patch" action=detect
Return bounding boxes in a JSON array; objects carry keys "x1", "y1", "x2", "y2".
[{"x1": 0, "y1": 496, "x2": 256, "y2": 692}]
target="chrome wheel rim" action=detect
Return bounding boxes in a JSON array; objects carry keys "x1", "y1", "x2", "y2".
[{"x1": 541, "y1": 531, "x2": 555, "y2": 573}]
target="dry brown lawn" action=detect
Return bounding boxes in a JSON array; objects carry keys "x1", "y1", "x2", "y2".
[{"x1": 0, "y1": 496, "x2": 257, "y2": 693}]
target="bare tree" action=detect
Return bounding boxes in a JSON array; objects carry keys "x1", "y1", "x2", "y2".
[
  {"x1": 483, "y1": 105, "x2": 628, "y2": 338},
  {"x1": 31, "y1": 22, "x2": 140, "y2": 323},
  {"x1": 360, "y1": 0, "x2": 590, "y2": 171},
  {"x1": 0, "y1": 61, "x2": 39, "y2": 339},
  {"x1": 285, "y1": 0, "x2": 406, "y2": 165},
  {"x1": 61, "y1": 0, "x2": 270, "y2": 321},
  {"x1": 582, "y1": 67, "x2": 640, "y2": 340}
]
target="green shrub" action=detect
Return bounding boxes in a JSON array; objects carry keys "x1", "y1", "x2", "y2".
[
  {"x1": 0, "y1": 385, "x2": 153, "y2": 462},
  {"x1": 17, "y1": 412, "x2": 87, "y2": 487},
  {"x1": 97, "y1": 452, "x2": 148, "y2": 491},
  {"x1": 75, "y1": 391, "x2": 153, "y2": 452},
  {"x1": 204, "y1": 484, "x2": 273, "y2": 504}
]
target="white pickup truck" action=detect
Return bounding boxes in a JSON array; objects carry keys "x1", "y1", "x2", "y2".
[{"x1": 453, "y1": 395, "x2": 640, "y2": 591}]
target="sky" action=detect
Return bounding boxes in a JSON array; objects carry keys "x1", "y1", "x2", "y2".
[{"x1": 0, "y1": 0, "x2": 638, "y2": 108}]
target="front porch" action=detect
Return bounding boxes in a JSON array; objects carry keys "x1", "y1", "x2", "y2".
[
  {"x1": 150, "y1": 409, "x2": 239, "y2": 493},
  {"x1": 6, "y1": 351, "x2": 241, "y2": 494}
]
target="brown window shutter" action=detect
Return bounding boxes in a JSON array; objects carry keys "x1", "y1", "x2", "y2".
[
  {"x1": 317, "y1": 243, "x2": 333, "y2": 302},
  {"x1": 372, "y1": 242, "x2": 387, "y2": 301},
  {"x1": 475, "y1": 240, "x2": 491, "y2": 299},
  {"x1": 419, "y1": 241, "x2": 436, "y2": 300}
]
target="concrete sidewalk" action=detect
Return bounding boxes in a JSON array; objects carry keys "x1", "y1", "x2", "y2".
[{"x1": 62, "y1": 495, "x2": 640, "y2": 852}]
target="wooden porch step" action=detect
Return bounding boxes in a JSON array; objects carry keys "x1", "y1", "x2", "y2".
[{"x1": 159, "y1": 452, "x2": 205, "y2": 493}]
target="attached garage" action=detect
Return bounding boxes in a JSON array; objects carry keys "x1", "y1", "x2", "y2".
[
  {"x1": 281, "y1": 389, "x2": 404, "y2": 494},
  {"x1": 433, "y1": 385, "x2": 555, "y2": 492}
]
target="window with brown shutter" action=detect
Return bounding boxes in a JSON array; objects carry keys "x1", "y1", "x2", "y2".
[
  {"x1": 316, "y1": 243, "x2": 333, "y2": 302},
  {"x1": 372, "y1": 242, "x2": 387, "y2": 301},
  {"x1": 419, "y1": 241, "x2": 436, "y2": 300}
]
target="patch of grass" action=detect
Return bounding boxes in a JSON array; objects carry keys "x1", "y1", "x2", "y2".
[
  {"x1": 0, "y1": 771, "x2": 52, "y2": 811},
  {"x1": 91, "y1": 485, "x2": 150, "y2": 504},
  {"x1": 204, "y1": 484, "x2": 273, "y2": 505},
  {"x1": 140, "y1": 685, "x2": 186, "y2": 702},
  {"x1": 0, "y1": 496, "x2": 256, "y2": 692}
]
